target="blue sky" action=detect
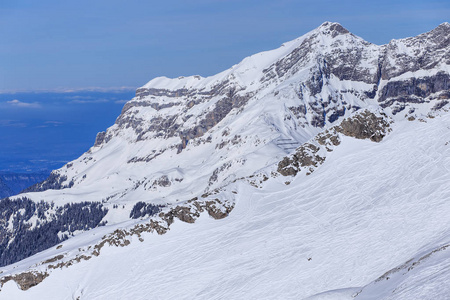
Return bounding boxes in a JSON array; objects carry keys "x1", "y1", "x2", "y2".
[{"x1": 1, "y1": 0, "x2": 449, "y2": 91}]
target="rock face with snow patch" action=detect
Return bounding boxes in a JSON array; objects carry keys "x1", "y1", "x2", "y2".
[{"x1": 277, "y1": 110, "x2": 392, "y2": 176}]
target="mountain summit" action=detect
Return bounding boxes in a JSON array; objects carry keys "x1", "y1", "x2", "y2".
[{"x1": 1, "y1": 22, "x2": 449, "y2": 299}]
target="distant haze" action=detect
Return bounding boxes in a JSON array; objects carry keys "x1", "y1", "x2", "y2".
[{"x1": 0, "y1": 90, "x2": 134, "y2": 172}]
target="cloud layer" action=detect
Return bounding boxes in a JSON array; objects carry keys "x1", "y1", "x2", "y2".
[
  {"x1": 0, "y1": 86, "x2": 136, "y2": 94},
  {"x1": 6, "y1": 99, "x2": 41, "y2": 108}
]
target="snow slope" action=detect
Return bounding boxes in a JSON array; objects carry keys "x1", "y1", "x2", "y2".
[
  {"x1": 1, "y1": 108, "x2": 450, "y2": 299},
  {"x1": 1, "y1": 22, "x2": 450, "y2": 299}
]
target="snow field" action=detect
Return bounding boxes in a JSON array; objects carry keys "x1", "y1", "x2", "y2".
[{"x1": 2, "y1": 113, "x2": 449, "y2": 299}]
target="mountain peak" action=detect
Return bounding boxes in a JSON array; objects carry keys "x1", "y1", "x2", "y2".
[
  {"x1": 317, "y1": 21, "x2": 350, "y2": 37},
  {"x1": 428, "y1": 21, "x2": 450, "y2": 33},
  {"x1": 412, "y1": 21, "x2": 450, "y2": 46},
  {"x1": 434, "y1": 21, "x2": 450, "y2": 34}
]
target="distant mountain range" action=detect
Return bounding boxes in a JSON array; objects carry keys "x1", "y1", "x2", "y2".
[{"x1": 0, "y1": 172, "x2": 49, "y2": 198}]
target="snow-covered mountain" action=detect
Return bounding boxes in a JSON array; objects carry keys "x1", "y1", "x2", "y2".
[{"x1": 1, "y1": 22, "x2": 449, "y2": 299}]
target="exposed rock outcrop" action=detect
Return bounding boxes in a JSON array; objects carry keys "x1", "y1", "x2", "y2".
[
  {"x1": 278, "y1": 110, "x2": 391, "y2": 176},
  {"x1": 334, "y1": 110, "x2": 392, "y2": 142},
  {"x1": 378, "y1": 72, "x2": 450, "y2": 112},
  {"x1": 0, "y1": 271, "x2": 48, "y2": 291}
]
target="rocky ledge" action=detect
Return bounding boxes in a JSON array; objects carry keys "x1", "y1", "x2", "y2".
[{"x1": 278, "y1": 110, "x2": 392, "y2": 176}]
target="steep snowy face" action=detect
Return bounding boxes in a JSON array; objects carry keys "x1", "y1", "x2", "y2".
[
  {"x1": 3, "y1": 22, "x2": 449, "y2": 271},
  {"x1": 108, "y1": 22, "x2": 381, "y2": 144},
  {"x1": 25, "y1": 23, "x2": 391, "y2": 205},
  {"x1": 17, "y1": 22, "x2": 450, "y2": 213},
  {"x1": 21, "y1": 22, "x2": 450, "y2": 218},
  {"x1": 261, "y1": 22, "x2": 381, "y2": 85}
]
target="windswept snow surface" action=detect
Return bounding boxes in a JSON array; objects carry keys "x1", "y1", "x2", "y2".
[{"x1": 2, "y1": 111, "x2": 450, "y2": 299}]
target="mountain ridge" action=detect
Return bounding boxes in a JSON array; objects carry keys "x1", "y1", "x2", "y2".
[{"x1": 34, "y1": 20, "x2": 447, "y2": 200}]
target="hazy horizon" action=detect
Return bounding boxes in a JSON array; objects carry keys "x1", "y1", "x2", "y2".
[{"x1": 0, "y1": 90, "x2": 134, "y2": 173}]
